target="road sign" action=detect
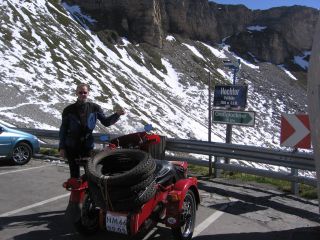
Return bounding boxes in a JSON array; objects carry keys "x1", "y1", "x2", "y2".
[
  {"x1": 214, "y1": 85, "x2": 247, "y2": 109},
  {"x1": 280, "y1": 114, "x2": 311, "y2": 149},
  {"x1": 213, "y1": 110, "x2": 255, "y2": 126}
]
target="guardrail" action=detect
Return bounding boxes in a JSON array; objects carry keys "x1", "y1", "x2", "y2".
[
  {"x1": 16, "y1": 128, "x2": 119, "y2": 144},
  {"x1": 165, "y1": 139, "x2": 316, "y2": 187},
  {"x1": 18, "y1": 128, "x2": 316, "y2": 188}
]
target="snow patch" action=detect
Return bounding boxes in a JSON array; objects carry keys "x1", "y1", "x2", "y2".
[
  {"x1": 182, "y1": 43, "x2": 205, "y2": 60},
  {"x1": 247, "y1": 25, "x2": 267, "y2": 31},
  {"x1": 278, "y1": 65, "x2": 298, "y2": 80},
  {"x1": 293, "y1": 51, "x2": 310, "y2": 70},
  {"x1": 166, "y1": 35, "x2": 176, "y2": 41},
  {"x1": 200, "y1": 42, "x2": 227, "y2": 59}
]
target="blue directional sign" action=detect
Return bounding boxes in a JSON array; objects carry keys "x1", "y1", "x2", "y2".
[{"x1": 213, "y1": 85, "x2": 248, "y2": 109}]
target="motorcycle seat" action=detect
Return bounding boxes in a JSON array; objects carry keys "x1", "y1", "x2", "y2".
[{"x1": 154, "y1": 160, "x2": 179, "y2": 186}]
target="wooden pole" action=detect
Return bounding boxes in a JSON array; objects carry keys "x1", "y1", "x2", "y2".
[{"x1": 307, "y1": 16, "x2": 320, "y2": 214}]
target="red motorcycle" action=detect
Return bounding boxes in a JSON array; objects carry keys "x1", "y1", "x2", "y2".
[{"x1": 63, "y1": 127, "x2": 199, "y2": 240}]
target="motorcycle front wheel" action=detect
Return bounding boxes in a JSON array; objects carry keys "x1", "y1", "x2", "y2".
[
  {"x1": 74, "y1": 193, "x2": 99, "y2": 235},
  {"x1": 171, "y1": 190, "x2": 196, "y2": 240}
]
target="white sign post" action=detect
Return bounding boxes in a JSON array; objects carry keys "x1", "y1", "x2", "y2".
[{"x1": 307, "y1": 16, "x2": 320, "y2": 214}]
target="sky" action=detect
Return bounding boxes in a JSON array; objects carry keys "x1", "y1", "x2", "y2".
[{"x1": 212, "y1": 0, "x2": 320, "y2": 10}]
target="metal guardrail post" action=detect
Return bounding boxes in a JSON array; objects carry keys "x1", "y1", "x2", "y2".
[
  {"x1": 213, "y1": 156, "x2": 221, "y2": 178},
  {"x1": 290, "y1": 148, "x2": 299, "y2": 195},
  {"x1": 291, "y1": 168, "x2": 299, "y2": 195}
]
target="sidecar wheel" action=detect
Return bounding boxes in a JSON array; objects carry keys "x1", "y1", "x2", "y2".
[
  {"x1": 74, "y1": 193, "x2": 99, "y2": 235},
  {"x1": 171, "y1": 190, "x2": 196, "y2": 240}
]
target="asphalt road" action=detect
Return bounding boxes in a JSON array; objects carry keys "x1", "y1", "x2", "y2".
[{"x1": 0, "y1": 157, "x2": 320, "y2": 240}]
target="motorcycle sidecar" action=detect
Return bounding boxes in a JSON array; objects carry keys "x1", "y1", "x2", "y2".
[{"x1": 96, "y1": 159, "x2": 200, "y2": 240}]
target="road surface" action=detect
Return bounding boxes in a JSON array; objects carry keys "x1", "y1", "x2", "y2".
[{"x1": 0, "y1": 157, "x2": 319, "y2": 240}]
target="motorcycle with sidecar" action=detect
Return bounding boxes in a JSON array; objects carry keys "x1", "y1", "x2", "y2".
[{"x1": 63, "y1": 126, "x2": 200, "y2": 240}]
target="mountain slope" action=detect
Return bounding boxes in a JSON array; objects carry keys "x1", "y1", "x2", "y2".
[{"x1": 0, "y1": 0, "x2": 308, "y2": 150}]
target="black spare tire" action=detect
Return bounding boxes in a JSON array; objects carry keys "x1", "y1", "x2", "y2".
[
  {"x1": 86, "y1": 149, "x2": 156, "y2": 187},
  {"x1": 111, "y1": 182, "x2": 157, "y2": 212},
  {"x1": 86, "y1": 149, "x2": 157, "y2": 211},
  {"x1": 108, "y1": 174, "x2": 156, "y2": 201}
]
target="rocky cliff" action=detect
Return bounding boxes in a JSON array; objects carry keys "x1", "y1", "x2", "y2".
[
  {"x1": 64, "y1": 0, "x2": 319, "y2": 66},
  {"x1": 226, "y1": 5, "x2": 320, "y2": 64}
]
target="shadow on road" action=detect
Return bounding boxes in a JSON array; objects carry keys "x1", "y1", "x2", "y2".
[
  {"x1": 0, "y1": 210, "x2": 122, "y2": 240},
  {"x1": 197, "y1": 179, "x2": 320, "y2": 223},
  {"x1": 1, "y1": 210, "x2": 74, "y2": 240},
  {"x1": 193, "y1": 226, "x2": 320, "y2": 240},
  {"x1": 0, "y1": 158, "x2": 14, "y2": 167},
  {"x1": 0, "y1": 210, "x2": 172, "y2": 240}
]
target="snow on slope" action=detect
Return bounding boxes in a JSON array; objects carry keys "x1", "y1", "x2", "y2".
[
  {"x1": 0, "y1": 0, "x2": 309, "y2": 152},
  {"x1": 0, "y1": 0, "x2": 314, "y2": 177},
  {"x1": 0, "y1": 0, "x2": 210, "y2": 139}
]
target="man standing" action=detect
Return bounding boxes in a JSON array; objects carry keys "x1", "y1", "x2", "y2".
[{"x1": 59, "y1": 83, "x2": 125, "y2": 178}]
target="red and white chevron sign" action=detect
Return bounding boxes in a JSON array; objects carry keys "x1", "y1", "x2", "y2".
[{"x1": 280, "y1": 114, "x2": 311, "y2": 149}]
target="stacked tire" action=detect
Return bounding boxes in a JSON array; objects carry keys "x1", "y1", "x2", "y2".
[{"x1": 86, "y1": 149, "x2": 156, "y2": 212}]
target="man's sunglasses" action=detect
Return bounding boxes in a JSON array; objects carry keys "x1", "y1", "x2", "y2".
[{"x1": 78, "y1": 91, "x2": 88, "y2": 95}]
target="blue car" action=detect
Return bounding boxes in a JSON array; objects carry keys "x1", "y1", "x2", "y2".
[{"x1": 0, "y1": 124, "x2": 40, "y2": 165}]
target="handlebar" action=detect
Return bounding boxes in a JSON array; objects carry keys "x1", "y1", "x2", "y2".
[{"x1": 108, "y1": 132, "x2": 161, "y2": 149}]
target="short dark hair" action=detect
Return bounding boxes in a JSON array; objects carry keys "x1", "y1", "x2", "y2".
[{"x1": 76, "y1": 83, "x2": 90, "y2": 92}]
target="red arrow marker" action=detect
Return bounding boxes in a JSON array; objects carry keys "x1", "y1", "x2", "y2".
[{"x1": 280, "y1": 114, "x2": 311, "y2": 149}]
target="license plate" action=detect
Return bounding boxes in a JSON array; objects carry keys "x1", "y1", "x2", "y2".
[{"x1": 105, "y1": 211, "x2": 128, "y2": 234}]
